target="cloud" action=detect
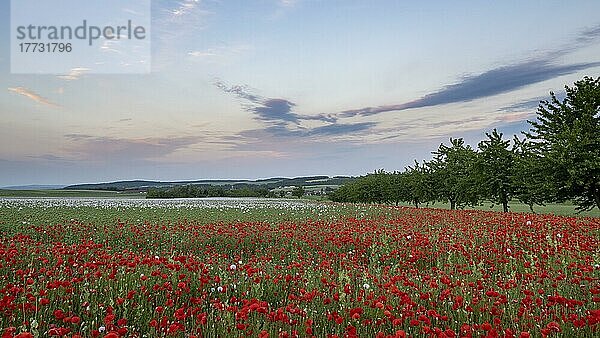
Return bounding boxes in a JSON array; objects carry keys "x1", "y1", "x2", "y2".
[
  {"x1": 27, "y1": 154, "x2": 72, "y2": 162},
  {"x1": 337, "y1": 60, "x2": 600, "y2": 118},
  {"x1": 215, "y1": 80, "x2": 373, "y2": 138},
  {"x1": 214, "y1": 80, "x2": 338, "y2": 126},
  {"x1": 188, "y1": 44, "x2": 251, "y2": 60},
  {"x1": 499, "y1": 97, "x2": 544, "y2": 113},
  {"x1": 188, "y1": 51, "x2": 216, "y2": 58},
  {"x1": 63, "y1": 134, "x2": 203, "y2": 162},
  {"x1": 170, "y1": 0, "x2": 201, "y2": 17},
  {"x1": 216, "y1": 24, "x2": 599, "y2": 143},
  {"x1": 258, "y1": 121, "x2": 375, "y2": 137},
  {"x1": 496, "y1": 112, "x2": 534, "y2": 123},
  {"x1": 306, "y1": 122, "x2": 376, "y2": 136},
  {"x1": 575, "y1": 24, "x2": 600, "y2": 45},
  {"x1": 214, "y1": 81, "x2": 263, "y2": 103},
  {"x1": 253, "y1": 98, "x2": 299, "y2": 123},
  {"x1": 57, "y1": 67, "x2": 90, "y2": 81},
  {"x1": 335, "y1": 24, "x2": 600, "y2": 118},
  {"x1": 164, "y1": 0, "x2": 209, "y2": 27},
  {"x1": 153, "y1": 1, "x2": 211, "y2": 70},
  {"x1": 7, "y1": 87, "x2": 60, "y2": 108},
  {"x1": 499, "y1": 91, "x2": 567, "y2": 113}
]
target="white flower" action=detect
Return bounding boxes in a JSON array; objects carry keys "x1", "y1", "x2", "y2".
[
  {"x1": 526, "y1": 220, "x2": 532, "y2": 226},
  {"x1": 363, "y1": 283, "x2": 370, "y2": 290},
  {"x1": 406, "y1": 235, "x2": 412, "y2": 240},
  {"x1": 217, "y1": 286, "x2": 223, "y2": 293},
  {"x1": 99, "y1": 326, "x2": 106, "y2": 332},
  {"x1": 230, "y1": 264, "x2": 237, "y2": 271}
]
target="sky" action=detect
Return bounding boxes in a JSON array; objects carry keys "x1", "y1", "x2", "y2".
[{"x1": 1, "y1": 0, "x2": 600, "y2": 186}]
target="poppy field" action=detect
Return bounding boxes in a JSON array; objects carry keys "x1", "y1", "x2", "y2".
[{"x1": 0, "y1": 198, "x2": 599, "y2": 337}]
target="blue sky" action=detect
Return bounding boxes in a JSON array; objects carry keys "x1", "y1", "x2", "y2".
[{"x1": 1, "y1": 0, "x2": 599, "y2": 185}]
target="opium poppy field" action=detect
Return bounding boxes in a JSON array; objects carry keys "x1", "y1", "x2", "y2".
[{"x1": 0, "y1": 199, "x2": 599, "y2": 337}]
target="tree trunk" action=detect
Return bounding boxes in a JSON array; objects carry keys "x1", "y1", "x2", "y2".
[
  {"x1": 501, "y1": 190, "x2": 509, "y2": 212},
  {"x1": 450, "y1": 199, "x2": 456, "y2": 210},
  {"x1": 414, "y1": 200, "x2": 419, "y2": 208}
]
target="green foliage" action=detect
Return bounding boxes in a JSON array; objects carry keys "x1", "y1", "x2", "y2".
[
  {"x1": 428, "y1": 138, "x2": 480, "y2": 209},
  {"x1": 511, "y1": 136, "x2": 550, "y2": 211},
  {"x1": 291, "y1": 186, "x2": 305, "y2": 198},
  {"x1": 147, "y1": 184, "x2": 270, "y2": 198},
  {"x1": 329, "y1": 76, "x2": 599, "y2": 212},
  {"x1": 329, "y1": 170, "x2": 389, "y2": 203},
  {"x1": 525, "y1": 76, "x2": 600, "y2": 211},
  {"x1": 399, "y1": 161, "x2": 435, "y2": 208},
  {"x1": 476, "y1": 129, "x2": 515, "y2": 212}
]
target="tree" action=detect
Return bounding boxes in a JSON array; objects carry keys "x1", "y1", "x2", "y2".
[
  {"x1": 400, "y1": 161, "x2": 435, "y2": 208},
  {"x1": 511, "y1": 136, "x2": 550, "y2": 212},
  {"x1": 291, "y1": 186, "x2": 305, "y2": 198},
  {"x1": 525, "y1": 76, "x2": 600, "y2": 211},
  {"x1": 384, "y1": 171, "x2": 404, "y2": 206},
  {"x1": 429, "y1": 138, "x2": 480, "y2": 209},
  {"x1": 329, "y1": 170, "x2": 396, "y2": 204},
  {"x1": 477, "y1": 129, "x2": 515, "y2": 212}
]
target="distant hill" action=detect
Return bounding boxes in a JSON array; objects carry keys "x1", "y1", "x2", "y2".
[
  {"x1": 2, "y1": 184, "x2": 66, "y2": 190},
  {"x1": 63, "y1": 176, "x2": 353, "y2": 192}
]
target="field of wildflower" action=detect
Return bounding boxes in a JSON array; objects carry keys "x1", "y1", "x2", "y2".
[{"x1": 0, "y1": 198, "x2": 599, "y2": 337}]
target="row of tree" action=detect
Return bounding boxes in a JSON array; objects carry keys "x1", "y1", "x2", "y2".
[
  {"x1": 147, "y1": 184, "x2": 271, "y2": 198},
  {"x1": 330, "y1": 76, "x2": 600, "y2": 212},
  {"x1": 146, "y1": 184, "x2": 308, "y2": 199}
]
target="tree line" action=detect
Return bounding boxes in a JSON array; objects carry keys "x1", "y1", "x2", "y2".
[
  {"x1": 147, "y1": 184, "x2": 308, "y2": 199},
  {"x1": 330, "y1": 76, "x2": 600, "y2": 212},
  {"x1": 147, "y1": 184, "x2": 271, "y2": 198}
]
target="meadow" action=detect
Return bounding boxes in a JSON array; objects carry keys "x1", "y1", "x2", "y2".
[
  {"x1": 0, "y1": 190, "x2": 144, "y2": 199},
  {"x1": 0, "y1": 198, "x2": 598, "y2": 337}
]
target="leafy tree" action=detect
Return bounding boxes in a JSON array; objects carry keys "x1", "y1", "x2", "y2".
[
  {"x1": 429, "y1": 138, "x2": 480, "y2": 209},
  {"x1": 477, "y1": 129, "x2": 515, "y2": 212},
  {"x1": 400, "y1": 161, "x2": 435, "y2": 208},
  {"x1": 360, "y1": 170, "x2": 390, "y2": 203},
  {"x1": 511, "y1": 136, "x2": 550, "y2": 211},
  {"x1": 384, "y1": 171, "x2": 404, "y2": 206},
  {"x1": 291, "y1": 186, "x2": 305, "y2": 198},
  {"x1": 525, "y1": 76, "x2": 600, "y2": 211},
  {"x1": 328, "y1": 183, "x2": 355, "y2": 202},
  {"x1": 329, "y1": 170, "x2": 395, "y2": 204}
]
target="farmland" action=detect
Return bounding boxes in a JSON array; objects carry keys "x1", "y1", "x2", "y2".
[{"x1": 0, "y1": 198, "x2": 599, "y2": 337}]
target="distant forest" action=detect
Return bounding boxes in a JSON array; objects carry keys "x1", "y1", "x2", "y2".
[{"x1": 146, "y1": 184, "x2": 271, "y2": 198}]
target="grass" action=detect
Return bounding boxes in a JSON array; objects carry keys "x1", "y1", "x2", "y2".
[
  {"x1": 394, "y1": 200, "x2": 600, "y2": 217},
  {"x1": 1, "y1": 188, "x2": 597, "y2": 217},
  {"x1": 0, "y1": 189, "x2": 146, "y2": 198},
  {"x1": 0, "y1": 199, "x2": 392, "y2": 228}
]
